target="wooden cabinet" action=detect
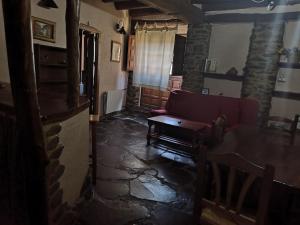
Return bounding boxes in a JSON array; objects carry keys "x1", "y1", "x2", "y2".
[
  {"x1": 140, "y1": 76, "x2": 182, "y2": 109},
  {"x1": 127, "y1": 35, "x2": 135, "y2": 71},
  {"x1": 161, "y1": 90, "x2": 170, "y2": 108},
  {"x1": 141, "y1": 87, "x2": 169, "y2": 109},
  {"x1": 34, "y1": 44, "x2": 68, "y2": 86}
]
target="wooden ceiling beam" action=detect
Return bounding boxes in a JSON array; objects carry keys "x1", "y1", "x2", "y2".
[
  {"x1": 139, "y1": 0, "x2": 203, "y2": 23},
  {"x1": 202, "y1": 1, "x2": 270, "y2": 11},
  {"x1": 114, "y1": 0, "x2": 147, "y2": 10},
  {"x1": 129, "y1": 7, "x2": 162, "y2": 17},
  {"x1": 204, "y1": 11, "x2": 300, "y2": 23},
  {"x1": 193, "y1": 0, "x2": 300, "y2": 11},
  {"x1": 102, "y1": 0, "x2": 128, "y2": 3}
]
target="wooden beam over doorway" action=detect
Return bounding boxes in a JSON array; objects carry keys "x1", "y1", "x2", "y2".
[
  {"x1": 139, "y1": 0, "x2": 204, "y2": 23},
  {"x1": 114, "y1": 0, "x2": 147, "y2": 10},
  {"x1": 129, "y1": 7, "x2": 162, "y2": 17}
]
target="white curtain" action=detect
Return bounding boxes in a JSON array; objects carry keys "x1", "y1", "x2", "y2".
[{"x1": 133, "y1": 26, "x2": 176, "y2": 89}]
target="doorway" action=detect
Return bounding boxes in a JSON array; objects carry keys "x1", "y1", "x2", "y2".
[{"x1": 79, "y1": 25, "x2": 100, "y2": 117}]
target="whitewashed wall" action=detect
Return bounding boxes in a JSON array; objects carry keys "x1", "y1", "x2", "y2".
[
  {"x1": 0, "y1": 0, "x2": 129, "y2": 116},
  {"x1": 207, "y1": 23, "x2": 253, "y2": 75},
  {"x1": 270, "y1": 20, "x2": 300, "y2": 119},
  {"x1": 203, "y1": 19, "x2": 300, "y2": 119},
  {"x1": 58, "y1": 108, "x2": 89, "y2": 205},
  {"x1": 203, "y1": 22, "x2": 252, "y2": 98}
]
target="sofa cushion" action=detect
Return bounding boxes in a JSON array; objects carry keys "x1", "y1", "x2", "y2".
[
  {"x1": 166, "y1": 90, "x2": 192, "y2": 112},
  {"x1": 188, "y1": 94, "x2": 220, "y2": 124},
  {"x1": 151, "y1": 109, "x2": 167, "y2": 117},
  {"x1": 219, "y1": 96, "x2": 241, "y2": 126},
  {"x1": 162, "y1": 90, "x2": 259, "y2": 128},
  {"x1": 167, "y1": 91, "x2": 194, "y2": 119},
  {"x1": 240, "y1": 98, "x2": 259, "y2": 125}
]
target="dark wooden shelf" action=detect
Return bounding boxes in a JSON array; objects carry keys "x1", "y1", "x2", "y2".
[
  {"x1": 273, "y1": 90, "x2": 300, "y2": 100},
  {"x1": 40, "y1": 63, "x2": 68, "y2": 68},
  {"x1": 40, "y1": 81, "x2": 68, "y2": 84},
  {"x1": 278, "y1": 62, "x2": 300, "y2": 69},
  {"x1": 150, "y1": 133, "x2": 194, "y2": 148},
  {"x1": 203, "y1": 72, "x2": 244, "y2": 81}
]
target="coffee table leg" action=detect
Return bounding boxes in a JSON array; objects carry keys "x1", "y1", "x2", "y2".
[
  {"x1": 192, "y1": 131, "x2": 202, "y2": 153},
  {"x1": 147, "y1": 121, "x2": 153, "y2": 145},
  {"x1": 192, "y1": 132, "x2": 198, "y2": 151}
]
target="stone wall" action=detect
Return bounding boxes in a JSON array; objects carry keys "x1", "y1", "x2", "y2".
[
  {"x1": 44, "y1": 123, "x2": 75, "y2": 225},
  {"x1": 242, "y1": 22, "x2": 284, "y2": 126},
  {"x1": 126, "y1": 72, "x2": 140, "y2": 111},
  {"x1": 182, "y1": 23, "x2": 212, "y2": 92}
]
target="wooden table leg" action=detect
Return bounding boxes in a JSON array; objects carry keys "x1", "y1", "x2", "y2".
[
  {"x1": 147, "y1": 121, "x2": 153, "y2": 145},
  {"x1": 192, "y1": 131, "x2": 200, "y2": 151}
]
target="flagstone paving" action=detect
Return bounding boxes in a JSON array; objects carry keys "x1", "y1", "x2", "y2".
[{"x1": 78, "y1": 112, "x2": 197, "y2": 225}]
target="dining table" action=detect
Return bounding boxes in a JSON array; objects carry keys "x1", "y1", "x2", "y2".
[
  {"x1": 212, "y1": 126, "x2": 300, "y2": 189},
  {"x1": 211, "y1": 126, "x2": 300, "y2": 225}
]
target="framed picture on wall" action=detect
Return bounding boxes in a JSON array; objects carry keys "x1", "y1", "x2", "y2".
[
  {"x1": 111, "y1": 41, "x2": 121, "y2": 62},
  {"x1": 32, "y1": 17, "x2": 56, "y2": 43}
]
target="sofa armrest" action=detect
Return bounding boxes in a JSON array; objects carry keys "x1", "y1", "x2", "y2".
[
  {"x1": 150, "y1": 109, "x2": 168, "y2": 117},
  {"x1": 210, "y1": 115, "x2": 227, "y2": 146}
]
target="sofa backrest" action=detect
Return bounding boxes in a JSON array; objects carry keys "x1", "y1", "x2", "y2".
[
  {"x1": 166, "y1": 91, "x2": 194, "y2": 119},
  {"x1": 239, "y1": 98, "x2": 259, "y2": 125},
  {"x1": 219, "y1": 96, "x2": 241, "y2": 126},
  {"x1": 188, "y1": 94, "x2": 221, "y2": 124},
  {"x1": 166, "y1": 91, "x2": 259, "y2": 126}
]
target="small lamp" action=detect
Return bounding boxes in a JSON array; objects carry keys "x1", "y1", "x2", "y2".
[{"x1": 37, "y1": 0, "x2": 58, "y2": 9}]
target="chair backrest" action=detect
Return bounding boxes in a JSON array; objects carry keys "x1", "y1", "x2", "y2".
[
  {"x1": 197, "y1": 152, "x2": 274, "y2": 225},
  {"x1": 268, "y1": 115, "x2": 299, "y2": 129},
  {"x1": 267, "y1": 114, "x2": 299, "y2": 145}
]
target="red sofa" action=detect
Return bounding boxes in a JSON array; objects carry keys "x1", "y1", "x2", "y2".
[{"x1": 151, "y1": 90, "x2": 259, "y2": 134}]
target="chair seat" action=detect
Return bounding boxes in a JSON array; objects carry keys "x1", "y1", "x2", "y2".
[
  {"x1": 265, "y1": 127, "x2": 291, "y2": 135},
  {"x1": 201, "y1": 208, "x2": 237, "y2": 225}
]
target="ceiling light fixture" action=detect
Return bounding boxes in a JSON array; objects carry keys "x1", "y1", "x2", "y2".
[{"x1": 37, "y1": 0, "x2": 58, "y2": 9}]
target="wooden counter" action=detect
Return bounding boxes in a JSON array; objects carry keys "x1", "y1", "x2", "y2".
[{"x1": 0, "y1": 83, "x2": 89, "y2": 124}]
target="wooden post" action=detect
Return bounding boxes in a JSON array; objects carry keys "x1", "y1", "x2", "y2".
[
  {"x1": 2, "y1": 0, "x2": 48, "y2": 225},
  {"x1": 66, "y1": 0, "x2": 80, "y2": 107}
]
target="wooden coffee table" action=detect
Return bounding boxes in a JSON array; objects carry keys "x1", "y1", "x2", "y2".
[{"x1": 147, "y1": 115, "x2": 208, "y2": 152}]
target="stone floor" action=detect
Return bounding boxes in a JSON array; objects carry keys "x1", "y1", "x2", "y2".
[{"x1": 77, "y1": 112, "x2": 197, "y2": 225}]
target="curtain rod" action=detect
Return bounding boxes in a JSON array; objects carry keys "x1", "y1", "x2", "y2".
[
  {"x1": 134, "y1": 19, "x2": 186, "y2": 25},
  {"x1": 135, "y1": 22, "x2": 178, "y2": 31}
]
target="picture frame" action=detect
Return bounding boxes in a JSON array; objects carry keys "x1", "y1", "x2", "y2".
[
  {"x1": 32, "y1": 17, "x2": 56, "y2": 43},
  {"x1": 201, "y1": 88, "x2": 209, "y2": 95},
  {"x1": 204, "y1": 58, "x2": 217, "y2": 72},
  {"x1": 111, "y1": 41, "x2": 121, "y2": 62}
]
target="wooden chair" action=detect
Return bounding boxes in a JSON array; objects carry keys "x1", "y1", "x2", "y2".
[
  {"x1": 267, "y1": 114, "x2": 299, "y2": 145},
  {"x1": 194, "y1": 152, "x2": 275, "y2": 225}
]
